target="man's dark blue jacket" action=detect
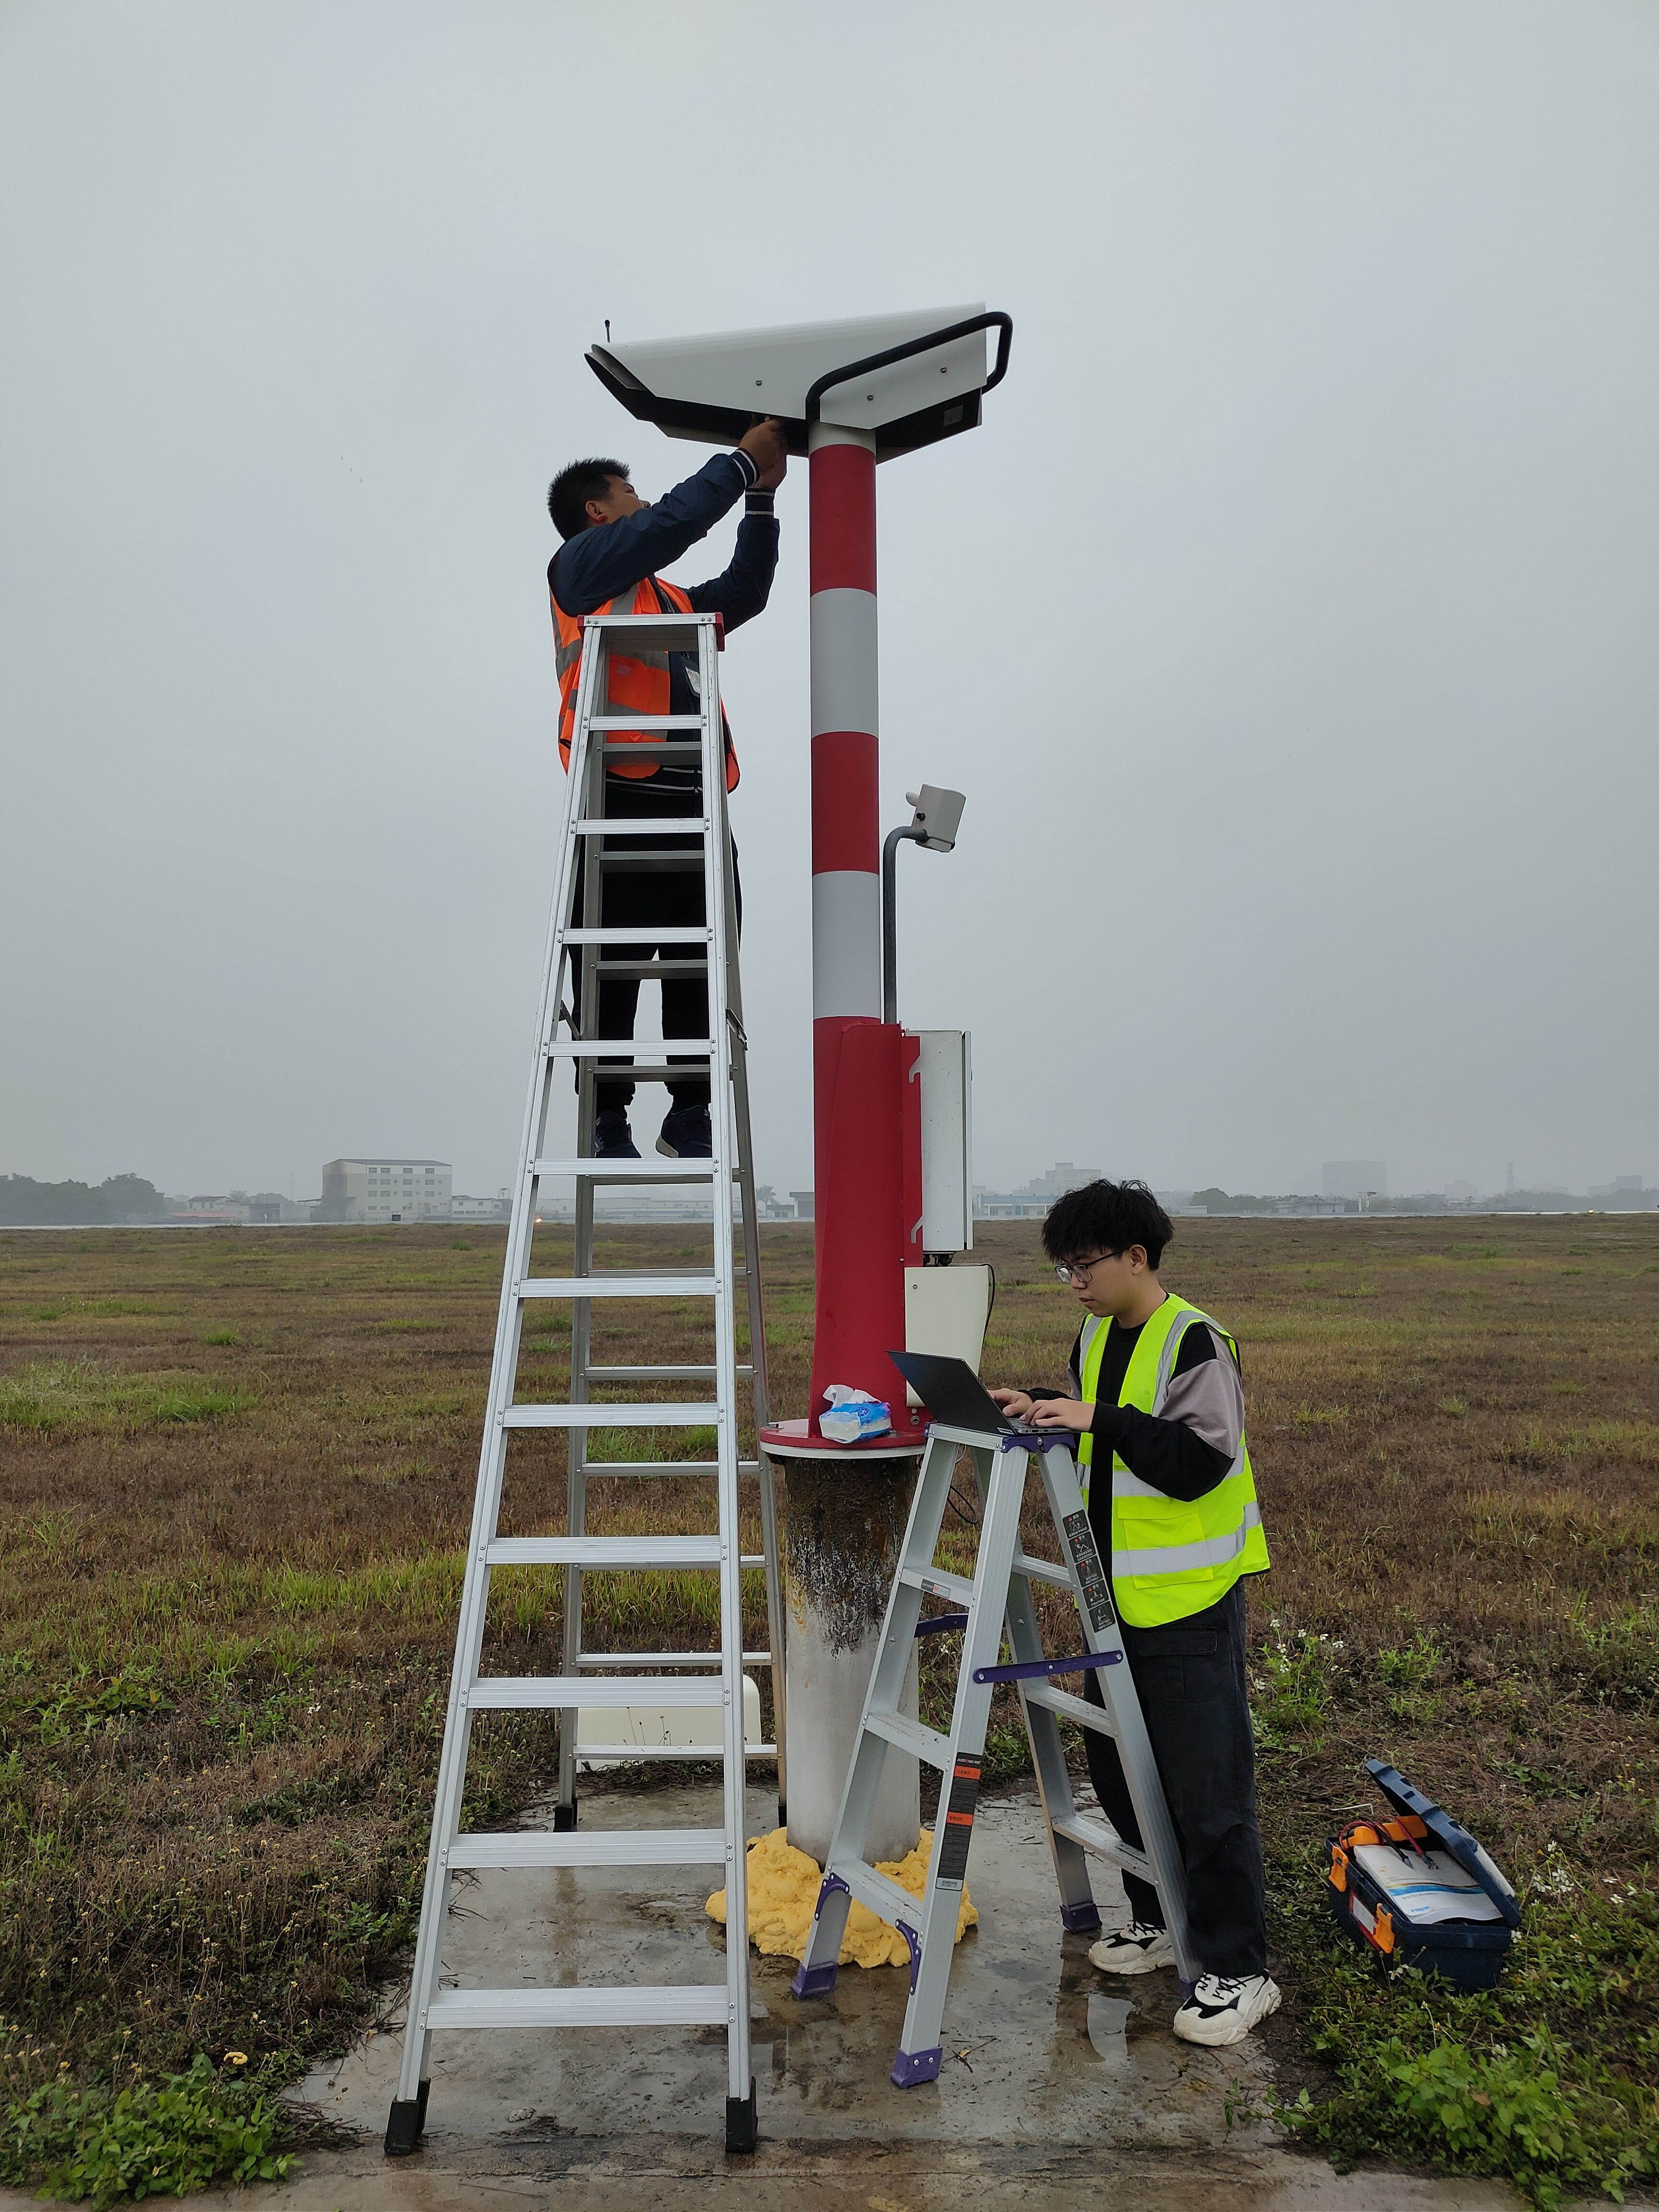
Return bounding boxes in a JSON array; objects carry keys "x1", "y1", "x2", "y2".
[{"x1": 550, "y1": 450, "x2": 778, "y2": 798}]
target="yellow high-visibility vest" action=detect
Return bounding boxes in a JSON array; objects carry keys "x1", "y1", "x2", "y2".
[{"x1": 1078, "y1": 1292, "x2": 1269, "y2": 1627}]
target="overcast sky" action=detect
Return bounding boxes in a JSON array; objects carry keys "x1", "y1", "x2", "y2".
[{"x1": 3, "y1": 0, "x2": 1656, "y2": 1201}]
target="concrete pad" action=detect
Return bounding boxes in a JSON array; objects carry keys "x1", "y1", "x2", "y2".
[{"x1": 301, "y1": 1777, "x2": 1277, "y2": 2151}]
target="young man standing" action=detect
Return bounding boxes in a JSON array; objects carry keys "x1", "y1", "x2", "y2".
[
  {"x1": 546, "y1": 419, "x2": 787, "y2": 1160},
  {"x1": 992, "y1": 1178, "x2": 1276, "y2": 2047}
]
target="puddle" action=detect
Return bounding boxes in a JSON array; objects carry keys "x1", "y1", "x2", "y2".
[{"x1": 1086, "y1": 1992, "x2": 1136, "y2": 2066}]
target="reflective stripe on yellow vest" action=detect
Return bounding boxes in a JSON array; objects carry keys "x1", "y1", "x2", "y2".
[
  {"x1": 551, "y1": 573, "x2": 739, "y2": 792},
  {"x1": 1078, "y1": 1293, "x2": 1270, "y2": 1628}
]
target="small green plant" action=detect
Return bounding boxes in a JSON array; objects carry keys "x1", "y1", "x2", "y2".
[
  {"x1": 1251, "y1": 1619, "x2": 1340, "y2": 1748},
  {"x1": 1377, "y1": 1629, "x2": 1443, "y2": 1721},
  {"x1": 152, "y1": 1388, "x2": 250, "y2": 1424},
  {"x1": 0, "y1": 2052, "x2": 292, "y2": 2205},
  {"x1": 200, "y1": 1326, "x2": 237, "y2": 1347}
]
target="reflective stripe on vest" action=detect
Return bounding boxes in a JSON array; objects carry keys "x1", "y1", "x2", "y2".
[
  {"x1": 1078, "y1": 1293, "x2": 1271, "y2": 1627},
  {"x1": 550, "y1": 573, "x2": 739, "y2": 792}
]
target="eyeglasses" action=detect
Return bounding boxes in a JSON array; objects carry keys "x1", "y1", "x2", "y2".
[{"x1": 1054, "y1": 1252, "x2": 1118, "y2": 1286}]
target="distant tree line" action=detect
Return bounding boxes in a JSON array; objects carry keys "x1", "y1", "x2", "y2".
[{"x1": 0, "y1": 1174, "x2": 168, "y2": 1226}]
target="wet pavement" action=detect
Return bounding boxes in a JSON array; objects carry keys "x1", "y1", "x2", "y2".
[
  {"x1": 300, "y1": 1777, "x2": 1276, "y2": 2151},
  {"x1": 1, "y1": 1779, "x2": 1637, "y2": 2208}
]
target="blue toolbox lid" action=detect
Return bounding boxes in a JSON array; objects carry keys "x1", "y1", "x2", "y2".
[{"x1": 1366, "y1": 1761, "x2": 1521, "y2": 1929}]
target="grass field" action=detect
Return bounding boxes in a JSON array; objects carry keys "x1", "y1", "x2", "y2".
[{"x1": 1, "y1": 1214, "x2": 1657, "y2": 2203}]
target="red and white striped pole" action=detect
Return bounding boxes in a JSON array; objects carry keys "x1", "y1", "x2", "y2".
[
  {"x1": 804, "y1": 421, "x2": 922, "y2": 1443},
  {"x1": 760, "y1": 420, "x2": 923, "y2": 1870}
]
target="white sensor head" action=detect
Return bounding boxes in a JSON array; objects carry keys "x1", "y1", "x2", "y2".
[{"x1": 906, "y1": 785, "x2": 966, "y2": 854}]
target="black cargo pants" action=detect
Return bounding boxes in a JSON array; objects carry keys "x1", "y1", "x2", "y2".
[
  {"x1": 1082, "y1": 1578, "x2": 1267, "y2": 1977},
  {"x1": 565, "y1": 786, "x2": 741, "y2": 1118}
]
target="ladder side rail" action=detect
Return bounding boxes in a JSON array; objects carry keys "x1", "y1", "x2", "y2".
[
  {"x1": 555, "y1": 649, "x2": 612, "y2": 1823},
  {"x1": 697, "y1": 618, "x2": 754, "y2": 2128},
  {"x1": 997, "y1": 1506, "x2": 1103, "y2": 1936},
  {"x1": 393, "y1": 611, "x2": 609, "y2": 2120},
  {"x1": 890, "y1": 1438, "x2": 1026, "y2": 2079},
  {"x1": 721, "y1": 784, "x2": 786, "y2": 1819},
  {"x1": 1033, "y1": 1443, "x2": 1199, "y2": 1984}
]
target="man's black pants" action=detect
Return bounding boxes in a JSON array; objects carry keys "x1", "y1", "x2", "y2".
[
  {"x1": 566, "y1": 805, "x2": 741, "y2": 1118},
  {"x1": 1082, "y1": 1579, "x2": 1266, "y2": 1978}
]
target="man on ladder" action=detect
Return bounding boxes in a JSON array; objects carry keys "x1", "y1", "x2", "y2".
[
  {"x1": 546, "y1": 418, "x2": 787, "y2": 1162},
  {"x1": 992, "y1": 1178, "x2": 1278, "y2": 2048}
]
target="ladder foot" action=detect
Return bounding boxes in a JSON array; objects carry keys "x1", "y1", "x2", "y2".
[
  {"x1": 552, "y1": 1801, "x2": 578, "y2": 1832},
  {"x1": 890, "y1": 2046, "x2": 942, "y2": 2089},
  {"x1": 790, "y1": 1959, "x2": 838, "y2": 1999},
  {"x1": 724, "y1": 2081, "x2": 757, "y2": 2153},
  {"x1": 1060, "y1": 1899, "x2": 1103, "y2": 1934},
  {"x1": 384, "y1": 2081, "x2": 429, "y2": 2157}
]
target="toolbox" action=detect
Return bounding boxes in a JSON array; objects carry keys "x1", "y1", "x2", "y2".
[{"x1": 1327, "y1": 1761, "x2": 1519, "y2": 1991}]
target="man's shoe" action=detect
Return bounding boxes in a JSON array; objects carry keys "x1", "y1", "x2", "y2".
[
  {"x1": 1087, "y1": 1922, "x2": 1175, "y2": 1976},
  {"x1": 593, "y1": 1110, "x2": 639, "y2": 1160},
  {"x1": 1172, "y1": 1973, "x2": 1282, "y2": 2047},
  {"x1": 657, "y1": 1106, "x2": 713, "y2": 1159}
]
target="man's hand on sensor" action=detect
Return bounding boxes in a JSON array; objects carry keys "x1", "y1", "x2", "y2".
[{"x1": 738, "y1": 417, "x2": 788, "y2": 486}]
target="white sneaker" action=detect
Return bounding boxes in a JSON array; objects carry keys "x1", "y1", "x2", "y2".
[
  {"x1": 1172, "y1": 1972, "x2": 1281, "y2": 2046},
  {"x1": 1087, "y1": 1921, "x2": 1175, "y2": 1975}
]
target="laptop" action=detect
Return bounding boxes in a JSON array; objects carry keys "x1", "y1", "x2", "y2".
[{"x1": 886, "y1": 1349, "x2": 1049, "y2": 1436}]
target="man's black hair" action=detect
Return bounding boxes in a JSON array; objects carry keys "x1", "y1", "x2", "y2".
[
  {"x1": 547, "y1": 457, "x2": 630, "y2": 541},
  {"x1": 1041, "y1": 1178, "x2": 1175, "y2": 1271}
]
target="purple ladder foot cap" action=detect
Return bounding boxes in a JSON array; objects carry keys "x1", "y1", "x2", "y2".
[
  {"x1": 791, "y1": 1961, "x2": 838, "y2": 1999},
  {"x1": 890, "y1": 2046, "x2": 943, "y2": 2088},
  {"x1": 1061, "y1": 1901, "x2": 1103, "y2": 1934}
]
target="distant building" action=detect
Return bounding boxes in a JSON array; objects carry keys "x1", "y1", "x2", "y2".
[
  {"x1": 1322, "y1": 1160, "x2": 1388, "y2": 1202},
  {"x1": 1445, "y1": 1180, "x2": 1478, "y2": 1205},
  {"x1": 974, "y1": 1162, "x2": 1103, "y2": 1220},
  {"x1": 790, "y1": 1190, "x2": 815, "y2": 1221},
  {"x1": 450, "y1": 1192, "x2": 509, "y2": 1223},
  {"x1": 318, "y1": 1158, "x2": 453, "y2": 1224},
  {"x1": 1591, "y1": 1175, "x2": 1646, "y2": 1197}
]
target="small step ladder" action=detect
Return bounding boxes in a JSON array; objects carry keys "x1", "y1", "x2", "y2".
[
  {"x1": 386, "y1": 610, "x2": 784, "y2": 2159},
  {"x1": 790, "y1": 1421, "x2": 1195, "y2": 2086}
]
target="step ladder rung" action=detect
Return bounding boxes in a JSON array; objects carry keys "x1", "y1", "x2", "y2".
[
  {"x1": 592, "y1": 959, "x2": 710, "y2": 979},
  {"x1": 862, "y1": 1708, "x2": 954, "y2": 1768},
  {"x1": 582, "y1": 1365, "x2": 752, "y2": 1382},
  {"x1": 597, "y1": 855, "x2": 706, "y2": 874},
  {"x1": 529, "y1": 1160, "x2": 735, "y2": 1182},
  {"x1": 424, "y1": 1986, "x2": 729, "y2": 2030},
  {"x1": 572, "y1": 817, "x2": 711, "y2": 837},
  {"x1": 576, "y1": 1650, "x2": 772, "y2": 1669},
  {"x1": 518, "y1": 1275, "x2": 721, "y2": 1300},
  {"x1": 575, "y1": 1458, "x2": 763, "y2": 1478},
  {"x1": 575, "y1": 1741, "x2": 778, "y2": 1761},
  {"x1": 1012, "y1": 1551, "x2": 1073, "y2": 1590},
  {"x1": 563, "y1": 926, "x2": 714, "y2": 945},
  {"x1": 558, "y1": 1063, "x2": 720, "y2": 1083},
  {"x1": 600, "y1": 741, "x2": 701, "y2": 757},
  {"x1": 545, "y1": 1040, "x2": 717, "y2": 1058},
  {"x1": 466, "y1": 1674, "x2": 734, "y2": 1710},
  {"x1": 1050, "y1": 1812, "x2": 1152, "y2": 1882},
  {"x1": 486, "y1": 1535, "x2": 722, "y2": 1569},
  {"x1": 838, "y1": 1859, "x2": 924, "y2": 1933},
  {"x1": 588, "y1": 713, "x2": 706, "y2": 730},
  {"x1": 899, "y1": 1565, "x2": 975, "y2": 1606},
  {"x1": 502, "y1": 1402, "x2": 721, "y2": 1430},
  {"x1": 446, "y1": 1827, "x2": 728, "y2": 1870},
  {"x1": 1021, "y1": 1681, "x2": 1118, "y2": 1734}
]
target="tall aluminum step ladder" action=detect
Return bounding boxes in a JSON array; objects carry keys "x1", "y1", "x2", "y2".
[
  {"x1": 386, "y1": 608, "x2": 784, "y2": 2159},
  {"x1": 791, "y1": 1421, "x2": 1195, "y2": 2086}
]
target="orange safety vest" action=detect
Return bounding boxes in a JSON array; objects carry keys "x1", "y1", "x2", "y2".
[{"x1": 551, "y1": 573, "x2": 739, "y2": 792}]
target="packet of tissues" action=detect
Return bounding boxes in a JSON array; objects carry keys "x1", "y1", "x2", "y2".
[{"x1": 819, "y1": 1385, "x2": 893, "y2": 1444}]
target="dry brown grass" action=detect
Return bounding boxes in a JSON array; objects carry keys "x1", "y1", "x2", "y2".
[{"x1": 2, "y1": 1213, "x2": 1657, "y2": 2099}]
